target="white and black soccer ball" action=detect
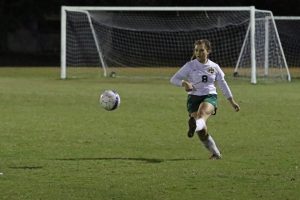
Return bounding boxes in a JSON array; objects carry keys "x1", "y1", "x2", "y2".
[{"x1": 99, "y1": 90, "x2": 121, "y2": 111}]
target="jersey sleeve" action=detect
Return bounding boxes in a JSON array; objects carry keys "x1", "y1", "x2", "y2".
[
  {"x1": 215, "y1": 65, "x2": 233, "y2": 99},
  {"x1": 170, "y1": 62, "x2": 190, "y2": 87}
]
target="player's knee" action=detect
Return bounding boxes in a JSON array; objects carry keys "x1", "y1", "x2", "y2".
[
  {"x1": 197, "y1": 109, "x2": 209, "y2": 118},
  {"x1": 190, "y1": 112, "x2": 197, "y2": 119}
]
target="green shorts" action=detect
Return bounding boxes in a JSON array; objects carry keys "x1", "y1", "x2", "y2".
[{"x1": 187, "y1": 94, "x2": 218, "y2": 114}]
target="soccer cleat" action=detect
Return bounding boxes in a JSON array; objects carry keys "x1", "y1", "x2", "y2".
[
  {"x1": 187, "y1": 117, "x2": 196, "y2": 138},
  {"x1": 209, "y1": 154, "x2": 222, "y2": 160}
]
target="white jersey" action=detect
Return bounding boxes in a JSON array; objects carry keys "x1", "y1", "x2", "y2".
[{"x1": 170, "y1": 59, "x2": 233, "y2": 99}]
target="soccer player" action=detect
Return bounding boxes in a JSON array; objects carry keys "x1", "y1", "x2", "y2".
[{"x1": 170, "y1": 39, "x2": 240, "y2": 159}]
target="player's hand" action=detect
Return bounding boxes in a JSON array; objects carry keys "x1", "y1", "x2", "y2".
[
  {"x1": 228, "y1": 97, "x2": 240, "y2": 112},
  {"x1": 232, "y1": 103, "x2": 240, "y2": 112},
  {"x1": 181, "y1": 80, "x2": 193, "y2": 92}
]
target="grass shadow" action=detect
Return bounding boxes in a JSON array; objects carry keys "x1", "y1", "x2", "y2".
[
  {"x1": 9, "y1": 166, "x2": 43, "y2": 170},
  {"x1": 54, "y1": 157, "x2": 201, "y2": 164}
]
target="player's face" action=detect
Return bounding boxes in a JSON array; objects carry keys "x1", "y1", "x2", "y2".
[{"x1": 194, "y1": 44, "x2": 209, "y2": 62}]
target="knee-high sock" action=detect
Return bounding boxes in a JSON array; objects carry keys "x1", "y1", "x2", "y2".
[
  {"x1": 201, "y1": 135, "x2": 221, "y2": 156},
  {"x1": 195, "y1": 118, "x2": 206, "y2": 131}
]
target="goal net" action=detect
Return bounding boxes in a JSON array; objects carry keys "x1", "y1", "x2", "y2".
[
  {"x1": 274, "y1": 16, "x2": 300, "y2": 78},
  {"x1": 61, "y1": 6, "x2": 291, "y2": 83}
]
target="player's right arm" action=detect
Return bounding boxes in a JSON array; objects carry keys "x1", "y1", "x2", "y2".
[{"x1": 170, "y1": 63, "x2": 193, "y2": 91}]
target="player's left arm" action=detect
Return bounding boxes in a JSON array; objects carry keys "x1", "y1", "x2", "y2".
[
  {"x1": 216, "y1": 67, "x2": 240, "y2": 112},
  {"x1": 227, "y1": 96, "x2": 240, "y2": 112}
]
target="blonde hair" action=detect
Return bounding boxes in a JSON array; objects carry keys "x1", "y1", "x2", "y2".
[{"x1": 190, "y1": 39, "x2": 212, "y2": 60}]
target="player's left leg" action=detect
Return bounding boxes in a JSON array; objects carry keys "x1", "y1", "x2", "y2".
[
  {"x1": 197, "y1": 129, "x2": 222, "y2": 159},
  {"x1": 195, "y1": 101, "x2": 221, "y2": 159}
]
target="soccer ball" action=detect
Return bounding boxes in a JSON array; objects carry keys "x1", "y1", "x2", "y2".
[{"x1": 99, "y1": 90, "x2": 121, "y2": 111}]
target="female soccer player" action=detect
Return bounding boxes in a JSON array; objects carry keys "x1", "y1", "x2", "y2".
[{"x1": 170, "y1": 39, "x2": 240, "y2": 159}]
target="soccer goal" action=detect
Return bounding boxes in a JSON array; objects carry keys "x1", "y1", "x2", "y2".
[
  {"x1": 274, "y1": 16, "x2": 300, "y2": 78},
  {"x1": 61, "y1": 6, "x2": 291, "y2": 83}
]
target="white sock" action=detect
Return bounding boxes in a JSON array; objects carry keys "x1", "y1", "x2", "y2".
[
  {"x1": 201, "y1": 135, "x2": 221, "y2": 156},
  {"x1": 195, "y1": 118, "x2": 206, "y2": 131}
]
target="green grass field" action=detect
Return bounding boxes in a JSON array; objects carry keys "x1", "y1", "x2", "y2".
[{"x1": 0, "y1": 67, "x2": 299, "y2": 200}]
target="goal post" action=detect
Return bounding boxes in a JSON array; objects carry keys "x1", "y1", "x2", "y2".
[
  {"x1": 274, "y1": 16, "x2": 300, "y2": 78},
  {"x1": 61, "y1": 6, "x2": 291, "y2": 83},
  {"x1": 234, "y1": 9, "x2": 291, "y2": 83}
]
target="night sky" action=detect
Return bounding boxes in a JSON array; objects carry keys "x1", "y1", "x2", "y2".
[{"x1": 0, "y1": 0, "x2": 299, "y2": 65}]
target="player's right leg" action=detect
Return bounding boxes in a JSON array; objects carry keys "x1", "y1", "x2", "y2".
[
  {"x1": 187, "y1": 116, "x2": 196, "y2": 138},
  {"x1": 195, "y1": 101, "x2": 214, "y2": 131},
  {"x1": 186, "y1": 95, "x2": 203, "y2": 138}
]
